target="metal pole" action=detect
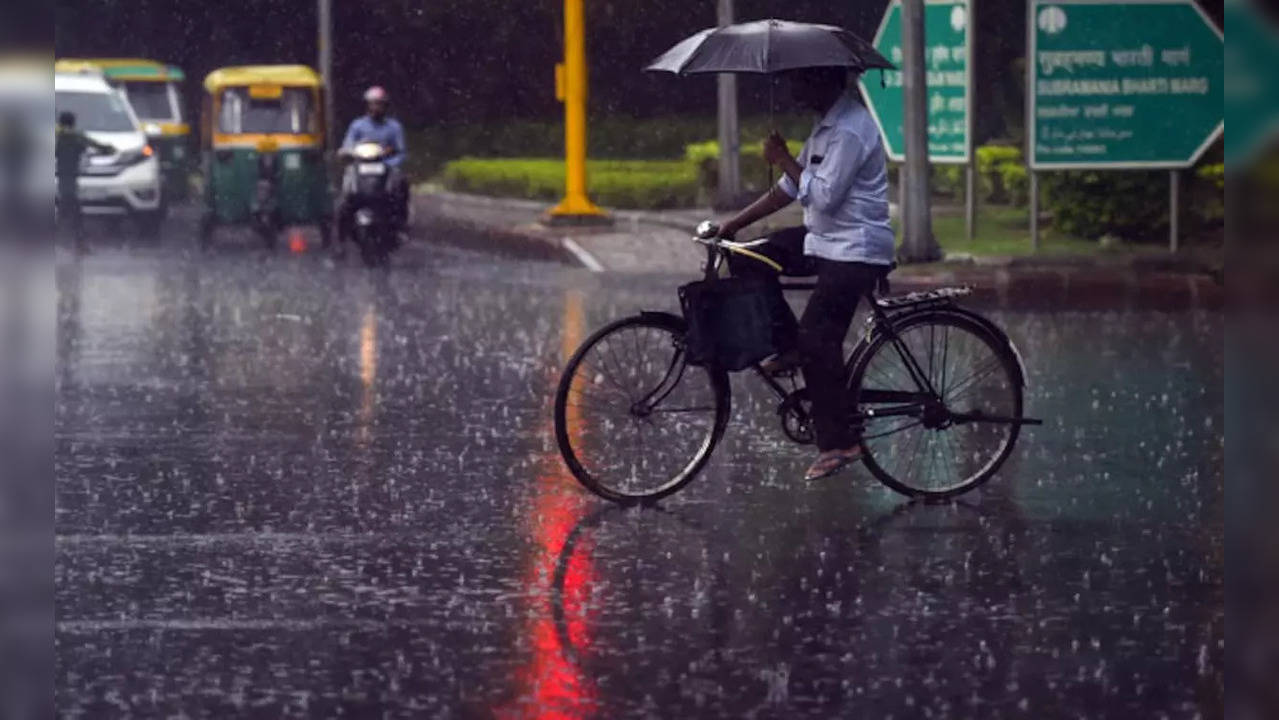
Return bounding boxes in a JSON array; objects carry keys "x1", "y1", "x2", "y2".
[
  {"x1": 898, "y1": 164, "x2": 909, "y2": 247},
  {"x1": 1025, "y1": 0, "x2": 1035, "y2": 253},
  {"x1": 1029, "y1": 170, "x2": 1039, "y2": 252},
  {"x1": 964, "y1": 0, "x2": 976, "y2": 242},
  {"x1": 715, "y1": 0, "x2": 741, "y2": 208},
  {"x1": 549, "y1": 0, "x2": 605, "y2": 220},
  {"x1": 965, "y1": 164, "x2": 976, "y2": 242},
  {"x1": 900, "y1": 0, "x2": 941, "y2": 262},
  {"x1": 1169, "y1": 169, "x2": 1179, "y2": 253},
  {"x1": 318, "y1": 0, "x2": 333, "y2": 150}
]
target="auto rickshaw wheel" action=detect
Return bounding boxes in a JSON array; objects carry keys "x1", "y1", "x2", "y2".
[
  {"x1": 318, "y1": 219, "x2": 333, "y2": 249},
  {"x1": 198, "y1": 215, "x2": 215, "y2": 251},
  {"x1": 255, "y1": 214, "x2": 279, "y2": 250}
]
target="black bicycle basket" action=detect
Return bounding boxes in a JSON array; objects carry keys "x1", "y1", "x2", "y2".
[{"x1": 678, "y1": 277, "x2": 784, "y2": 371}]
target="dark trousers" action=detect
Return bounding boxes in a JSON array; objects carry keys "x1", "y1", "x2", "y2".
[
  {"x1": 57, "y1": 181, "x2": 83, "y2": 245},
  {"x1": 727, "y1": 226, "x2": 886, "y2": 451}
]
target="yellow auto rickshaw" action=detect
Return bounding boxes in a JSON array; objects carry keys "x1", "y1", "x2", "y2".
[
  {"x1": 57, "y1": 58, "x2": 192, "y2": 202},
  {"x1": 200, "y1": 65, "x2": 331, "y2": 248}
]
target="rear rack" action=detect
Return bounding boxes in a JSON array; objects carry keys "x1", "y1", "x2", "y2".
[
  {"x1": 874, "y1": 286, "x2": 972, "y2": 309},
  {"x1": 777, "y1": 282, "x2": 973, "y2": 309}
]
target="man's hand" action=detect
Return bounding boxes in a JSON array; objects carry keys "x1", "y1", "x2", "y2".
[
  {"x1": 762, "y1": 131, "x2": 791, "y2": 166},
  {"x1": 763, "y1": 131, "x2": 803, "y2": 185}
]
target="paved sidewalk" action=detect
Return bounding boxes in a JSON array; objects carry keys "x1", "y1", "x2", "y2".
[{"x1": 412, "y1": 189, "x2": 1222, "y2": 310}]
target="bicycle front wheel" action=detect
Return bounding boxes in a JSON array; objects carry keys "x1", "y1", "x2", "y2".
[
  {"x1": 554, "y1": 312, "x2": 731, "y2": 503},
  {"x1": 849, "y1": 310, "x2": 1024, "y2": 499}
]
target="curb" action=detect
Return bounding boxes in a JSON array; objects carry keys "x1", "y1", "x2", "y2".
[
  {"x1": 889, "y1": 267, "x2": 1222, "y2": 311},
  {"x1": 415, "y1": 213, "x2": 578, "y2": 266}
]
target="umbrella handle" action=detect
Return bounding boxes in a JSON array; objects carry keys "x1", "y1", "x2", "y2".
[{"x1": 767, "y1": 76, "x2": 775, "y2": 188}]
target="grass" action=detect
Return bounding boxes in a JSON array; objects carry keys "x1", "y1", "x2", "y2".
[{"x1": 925, "y1": 204, "x2": 1097, "y2": 257}]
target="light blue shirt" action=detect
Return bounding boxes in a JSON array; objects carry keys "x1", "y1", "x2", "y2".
[
  {"x1": 342, "y1": 115, "x2": 406, "y2": 168},
  {"x1": 777, "y1": 93, "x2": 895, "y2": 265}
]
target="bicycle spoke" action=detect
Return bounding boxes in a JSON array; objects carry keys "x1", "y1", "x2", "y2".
[
  {"x1": 862, "y1": 418, "x2": 922, "y2": 440},
  {"x1": 557, "y1": 318, "x2": 725, "y2": 500},
  {"x1": 944, "y1": 355, "x2": 1003, "y2": 402},
  {"x1": 854, "y1": 314, "x2": 1020, "y2": 496}
]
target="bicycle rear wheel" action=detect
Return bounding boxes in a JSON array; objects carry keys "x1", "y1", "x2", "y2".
[
  {"x1": 849, "y1": 310, "x2": 1023, "y2": 499},
  {"x1": 554, "y1": 312, "x2": 731, "y2": 503}
]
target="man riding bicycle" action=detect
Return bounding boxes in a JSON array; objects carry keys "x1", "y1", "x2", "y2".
[{"x1": 715, "y1": 67, "x2": 895, "y2": 481}]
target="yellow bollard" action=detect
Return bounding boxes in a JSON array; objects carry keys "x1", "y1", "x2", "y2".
[{"x1": 548, "y1": 0, "x2": 608, "y2": 223}]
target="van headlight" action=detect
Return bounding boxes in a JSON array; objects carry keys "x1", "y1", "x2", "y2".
[{"x1": 117, "y1": 145, "x2": 155, "y2": 167}]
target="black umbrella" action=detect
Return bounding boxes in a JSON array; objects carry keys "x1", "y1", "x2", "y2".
[
  {"x1": 644, "y1": 19, "x2": 895, "y2": 76},
  {"x1": 645, "y1": 20, "x2": 894, "y2": 190}
]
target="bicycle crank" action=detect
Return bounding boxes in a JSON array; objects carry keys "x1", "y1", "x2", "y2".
[{"x1": 778, "y1": 388, "x2": 815, "y2": 445}]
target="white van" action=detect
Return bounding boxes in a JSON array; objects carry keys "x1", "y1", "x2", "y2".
[{"x1": 54, "y1": 68, "x2": 163, "y2": 234}]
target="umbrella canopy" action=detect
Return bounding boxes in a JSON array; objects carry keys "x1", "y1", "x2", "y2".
[{"x1": 645, "y1": 19, "x2": 895, "y2": 76}]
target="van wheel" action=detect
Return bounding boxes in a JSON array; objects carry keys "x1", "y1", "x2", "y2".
[
  {"x1": 199, "y1": 215, "x2": 215, "y2": 251},
  {"x1": 255, "y1": 215, "x2": 278, "y2": 250}
]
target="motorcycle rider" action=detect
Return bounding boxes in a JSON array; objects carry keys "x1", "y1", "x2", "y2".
[{"x1": 335, "y1": 85, "x2": 408, "y2": 246}]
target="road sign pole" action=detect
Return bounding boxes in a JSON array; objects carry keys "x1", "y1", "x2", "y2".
[
  {"x1": 965, "y1": 0, "x2": 976, "y2": 242},
  {"x1": 965, "y1": 165, "x2": 976, "y2": 242},
  {"x1": 900, "y1": 0, "x2": 940, "y2": 262},
  {"x1": 1169, "y1": 170, "x2": 1179, "y2": 253},
  {"x1": 1025, "y1": 0, "x2": 1035, "y2": 253},
  {"x1": 715, "y1": 0, "x2": 741, "y2": 209},
  {"x1": 318, "y1": 0, "x2": 333, "y2": 150},
  {"x1": 1029, "y1": 170, "x2": 1040, "y2": 252}
]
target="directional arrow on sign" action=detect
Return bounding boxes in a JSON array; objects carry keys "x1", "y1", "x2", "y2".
[
  {"x1": 859, "y1": 0, "x2": 972, "y2": 164},
  {"x1": 1223, "y1": 0, "x2": 1279, "y2": 169},
  {"x1": 1028, "y1": 0, "x2": 1224, "y2": 169}
]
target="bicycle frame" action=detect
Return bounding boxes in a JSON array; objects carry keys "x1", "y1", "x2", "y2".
[
  {"x1": 696, "y1": 235, "x2": 1040, "y2": 432},
  {"x1": 700, "y1": 240, "x2": 930, "y2": 416}
]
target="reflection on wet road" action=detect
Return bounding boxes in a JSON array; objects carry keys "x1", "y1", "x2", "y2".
[{"x1": 55, "y1": 238, "x2": 1222, "y2": 717}]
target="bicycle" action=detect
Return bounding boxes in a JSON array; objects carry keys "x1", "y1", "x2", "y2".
[{"x1": 554, "y1": 221, "x2": 1041, "y2": 504}]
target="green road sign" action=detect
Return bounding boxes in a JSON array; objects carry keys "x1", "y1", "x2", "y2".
[
  {"x1": 859, "y1": 0, "x2": 972, "y2": 164},
  {"x1": 1028, "y1": 0, "x2": 1224, "y2": 169},
  {"x1": 1224, "y1": 0, "x2": 1279, "y2": 169}
]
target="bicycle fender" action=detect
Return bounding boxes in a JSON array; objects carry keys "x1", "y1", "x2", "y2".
[
  {"x1": 935, "y1": 307, "x2": 1028, "y2": 388},
  {"x1": 639, "y1": 310, "x2": 686, "y2": 329},
  {"x1": 847, "y1": 307, "x2": 1028, "y2": 388}
]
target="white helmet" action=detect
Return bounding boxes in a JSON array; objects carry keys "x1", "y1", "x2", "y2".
[{"x1": 363, "y1": 86, "x2": 388, "y2": 103}]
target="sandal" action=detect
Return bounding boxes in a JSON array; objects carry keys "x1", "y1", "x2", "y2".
[
  {"x1": 804, "y1": 447, "x2": 863, "y2": 481},
  {"x1": 760, "y1": 350, "x2": 803, "y2": 377}
]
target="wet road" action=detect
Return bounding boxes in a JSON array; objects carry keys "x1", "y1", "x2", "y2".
[{"x1": 55, "y1": 220, "x2": 1223, "y2": 718}]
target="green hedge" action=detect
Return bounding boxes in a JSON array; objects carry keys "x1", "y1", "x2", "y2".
[
  {"x1": 440, "y1": 136, "x2": 805, "y2": 209},
  {"x1": 1042, "y1": 166, "x2": 1223, "y2": 243},
  {"x1": 929, "y1": 144, "x2": 1027, "y2": 205},
  {"x1": 684, "y1": 138, "x2": 806, "y2": 198},
  {"x1": 408, "y1": 114, "x2": 812, "y2": 179},
  {"x1": 440, "y1": 157, "x2": 700, "y2": 209}
]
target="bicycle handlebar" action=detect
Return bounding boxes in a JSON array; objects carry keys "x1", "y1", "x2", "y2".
[{"x1": 691, "y1": 220, "x2": 783, "y2": 272}]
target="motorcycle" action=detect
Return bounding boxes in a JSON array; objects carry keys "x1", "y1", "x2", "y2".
[{"x1": 340, "y1": 141, "x2": 400, "y2": 267}]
